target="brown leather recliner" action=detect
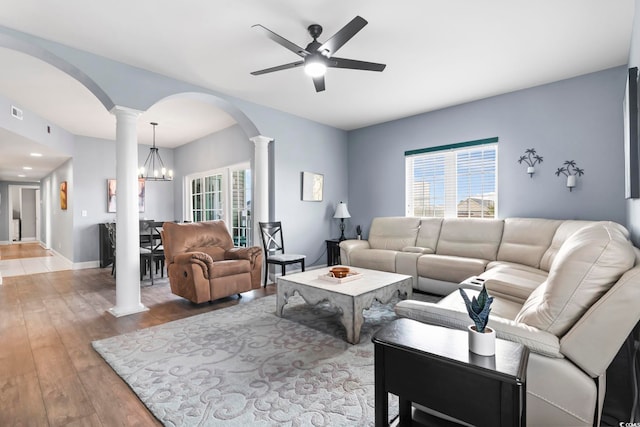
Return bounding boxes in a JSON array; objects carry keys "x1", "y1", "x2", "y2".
[{"x1": 161, "y1": 221, "x2": 263, "y2": 303}]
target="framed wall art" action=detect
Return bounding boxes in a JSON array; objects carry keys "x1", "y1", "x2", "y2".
[
  {"x1": 107, "y1": 178, "x2": 145, "y2": 212},
  {"x1": 60, "y1": 181, "x2": 67, "y2": 210},
  {"x1": 301, "y1": 171, "x2": 324, "y2": 201}
]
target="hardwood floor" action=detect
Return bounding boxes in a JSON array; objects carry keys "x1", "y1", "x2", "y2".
[
  {"x1": 0, "y1": 267, "x2": 275, "y2": 426},
  {"x1": 0, "y1": 242, "x2": 52, "y2": 260}
]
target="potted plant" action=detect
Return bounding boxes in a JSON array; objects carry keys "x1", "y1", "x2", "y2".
[
  {"x1": 459, "y1": 285, "x2": 495, "y2": 356},
  {"x1": 356, "y1": 225, "x2": 362, "y2": 240}
]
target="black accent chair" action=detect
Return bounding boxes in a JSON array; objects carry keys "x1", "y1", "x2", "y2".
[{"x1": 258, "y1": 221, "x2": 306, "y2": 287}]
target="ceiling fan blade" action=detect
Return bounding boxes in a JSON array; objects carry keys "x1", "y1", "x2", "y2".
[
  {"x1": 313, "y1": 75, "x2": 325, "y2": 92},
  {"x1": 252, "y1": 24, "x2": 310, "y2": 57},
  {"x1": 318, "y1": 16, "x2": 367, "y2": 56},
  {"x1": 251, "y1": 61, "x2": 304, "y2": 75},
  {"x1": 330, "y1": 57, "x2": 386, "y2": 72}
]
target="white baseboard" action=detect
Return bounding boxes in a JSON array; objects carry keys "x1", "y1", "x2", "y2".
[
  {"x1": 0, "y1": 241, "x2": 10, "y2": 245},
  {"x1": 73, "y1": 261, "x2": 100, "y2": 270}
]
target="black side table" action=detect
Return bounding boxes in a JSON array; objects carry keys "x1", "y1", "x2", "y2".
[
  {"x1": 373, "y1": 318, "x2": 528, "y2": 427},
  {"x1": 326, "y1": 239, "x2": 342, "y2": 266}
]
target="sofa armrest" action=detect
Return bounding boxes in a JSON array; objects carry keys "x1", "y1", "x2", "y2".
[
  {"x1": 173, "y1": 251, "x2": 214, "y2": 279},
  {"x1": 225, "y1": 246, "x2": 262, "y2": 262},
  {"x1": 394, "y1": 299, "x2": 562, "y2": 358},
  {"x1": 339, "y1": 239, "x2": 370, "y2": 265},
  {"x1": 402, "y1": 246, "x2": 435, "y2": 254}
]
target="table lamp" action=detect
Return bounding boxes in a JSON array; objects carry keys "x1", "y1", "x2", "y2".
[{"x1": 334, "y1": 201, "x2": 351, "y2": 241}]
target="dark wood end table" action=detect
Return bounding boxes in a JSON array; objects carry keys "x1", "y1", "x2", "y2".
[
  {"x1": 373, "y1": 318, "x2": 528, "y2": 427},
  {"x1": 326, "y1": 238, "x2": 343, "y2": 266}
]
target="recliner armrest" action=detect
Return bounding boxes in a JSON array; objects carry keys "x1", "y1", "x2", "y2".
[
  {"x1": 394, "y1": 299, "x2": 562, "y2": 358},
  {"x1": 339, "y1": 239, "x2": 370, "y2": 265},
  {"x1": 340, "y1": 239, "x2": 370, "y2": 252},
  {"x1": 173, "y1": 251, "x2": 214, "y2": 279},
  {"x1": 225, "y1": 246, "x2": 262, "y2": 262}
]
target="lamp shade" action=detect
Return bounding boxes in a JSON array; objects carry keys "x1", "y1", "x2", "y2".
[{"x1": 334, "y1": 202, "x2": 351, "y2": 219}]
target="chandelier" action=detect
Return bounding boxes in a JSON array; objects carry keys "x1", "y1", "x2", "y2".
[{"x1": 139, "y1": 122, "x2": 173, "y2": 181}]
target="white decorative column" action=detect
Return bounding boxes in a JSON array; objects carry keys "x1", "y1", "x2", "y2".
[
  {"x1": 251, "y1": 135, "x2": 272, "y2": 283},
  {"x1": 251, "y1": 135, "x2": 272, "y2": 231},
  {"x1": 108, "y1": 106, "x2": 148, "y2": 317}
]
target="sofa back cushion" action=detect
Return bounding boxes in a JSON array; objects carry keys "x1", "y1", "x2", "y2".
[
  {"x1": 496, "y1": 218, "x2": 562, "y2": 269},
  {"x1": 415, "y1": 218, "x2": 443, "y2": 251},
  {"x1": 539, "y1": 220, "x2": 600, "y2": 272},
  {"x1": 368, "y1": 217, "x2": 421, "y2": 251},
  {"x1": 515, "y1": 222, "x2": 635, "y2": 336},
  {"x1": 435, "y1": 218, "x2": 504, "y2": 260}
]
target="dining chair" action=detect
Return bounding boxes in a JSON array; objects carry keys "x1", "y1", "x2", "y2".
[
  {"x1": 105, "y1": 222, "x2": 117, "y2": 277},
  {"x1": 258, "y1": 221, "x2": 306, "y2": 287},
  {"x1": 139, "y1": 220, "x2": 165, "y2": 285}
]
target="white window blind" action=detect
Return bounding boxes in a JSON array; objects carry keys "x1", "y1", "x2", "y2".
[{"x1": 405, "y1": 138, "x2": 498, "y2": 218}]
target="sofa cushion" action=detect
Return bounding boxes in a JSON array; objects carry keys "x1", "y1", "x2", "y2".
[
  {"x1": 435, "y1": 218, "x2": 504, "y2": 260},
  {"x1": 496, "y1": 218, "x2": 562, "y2": 269},
  {"x1": 415, "y1": 218, "x2": 443, "y2": 251},
  {"x1": 395, "y1": 293, "x2": 562, "y2": 357},
  {"x1": 418, "y1": 254, "x2": 488, "y2": 284},
  {"x1": 368, "y1": 217, "x2": 421, "y2": 251},
  {"x1": 350, "y1": 249, "x2": 398, "y2": 273},
  {"x1": 515, "y1": 222, "x2": 635, "y2": 336},
  {"x1": 539, "y1": 220, "x2": 603, "y2": 272},
  {"x1": 479, "y1": 266, "x2": 548, "y2": 304},
  {"x1": 486, "y1": 260, "x2": 549, "y2": 276},
  {"x1": 209, "y1": 259, "x2": 251, "y2": 278}
]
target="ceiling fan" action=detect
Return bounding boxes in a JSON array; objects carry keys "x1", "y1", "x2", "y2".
[{"x1": 250, "y1": 16, "x2": 386, "y2": 92}]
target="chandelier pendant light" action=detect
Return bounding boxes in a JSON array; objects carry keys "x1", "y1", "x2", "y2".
[{"x1": 139, "y1": 122, "x2": 173, "y2": 181}]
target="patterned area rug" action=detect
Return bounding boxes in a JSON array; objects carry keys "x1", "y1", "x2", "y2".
[{"x1": 93, "y1": 293, "x2": 437, "y2": 426}]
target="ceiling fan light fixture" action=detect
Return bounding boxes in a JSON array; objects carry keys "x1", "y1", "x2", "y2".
[{"x1": 304, "y1": 56, "x2": 326, "y2": 77}]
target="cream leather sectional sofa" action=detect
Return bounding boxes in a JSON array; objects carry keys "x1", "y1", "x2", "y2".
[{"x1": 340, "y1": 216, "x2": 640, "y2": 426}]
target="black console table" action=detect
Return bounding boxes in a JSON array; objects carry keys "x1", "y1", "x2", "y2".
[
  {"x1": 98, "y1": 223, "x2": 115, "y2": 268},
  {"x1": 373, "y1": 318, "x2": 528, "y2": 427}
]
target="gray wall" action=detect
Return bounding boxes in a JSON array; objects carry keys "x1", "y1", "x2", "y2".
[
  {"x1": 42, "y1": 159, "x2": 73, "y2": 259},
  {"x1": 627, "y1": 0, "x2": 640, "y2": 245},
  {"x1": 347, "y1": 67, "x2": 627, "y2": 237},
  {"x1": 229, "y1": 105, "x2": 350, "y2": 265},
  {"x1": 72, "y1": 135, "x2": 176, "y2": 263},
  {"x1": 173, "y1": 124, "x2": 253, "y2": 222}
]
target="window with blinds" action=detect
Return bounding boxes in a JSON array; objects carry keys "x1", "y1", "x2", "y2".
[{"x1": 405, "y1": 138, "x2": 498, "y2": 218}]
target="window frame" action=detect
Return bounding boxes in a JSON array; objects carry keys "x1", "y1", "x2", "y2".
[
  {"x1": 184, "y1": 161, "x2": 252, "y2": 245},
  {"x1": 405, "y1": 137, "x2": 498, "y2": 219}
]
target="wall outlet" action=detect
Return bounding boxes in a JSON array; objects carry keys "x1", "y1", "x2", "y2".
[{"x1": 81, "y1": 210, "x2": 87, "y2": 217}]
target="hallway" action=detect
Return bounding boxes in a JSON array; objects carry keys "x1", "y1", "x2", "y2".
[{"x1": 0, "y1": 243, "x2": 72, "y2": 283}]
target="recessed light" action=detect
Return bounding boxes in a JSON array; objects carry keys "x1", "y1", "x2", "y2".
[
  {"x1": 30, "y1": 152, "x2": 42, "y2": 157},
  {"x1": 18, "y1": 174, "x2": 26, "y2": 178},
  {"x1": 23, "y1": 166, "x2": 32, "y2": 170}
]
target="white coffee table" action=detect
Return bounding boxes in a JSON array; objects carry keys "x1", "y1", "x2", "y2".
[{"x1": 276, "y1": 266, "x2": 413, "y2": 344}]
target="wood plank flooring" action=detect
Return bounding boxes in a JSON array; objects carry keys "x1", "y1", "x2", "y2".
[
  {"x1": 0, "y1": 267, "x2": 275, "y2": 426},
  {"x1": 0, "y1": 242, "x2": 52, "y2": 260}
]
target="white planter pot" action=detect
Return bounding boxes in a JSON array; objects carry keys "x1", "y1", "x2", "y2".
[
  {"x1": 468, "y1": 325, "x2": 496, "y2": 356},
  {"x1": 527, "y1": 166, "x2": 535, "y2": 176}
]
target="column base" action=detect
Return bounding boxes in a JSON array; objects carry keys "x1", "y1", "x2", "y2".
[{"x1": 108, "y1": 303, "x2": 149, "y2": 318}]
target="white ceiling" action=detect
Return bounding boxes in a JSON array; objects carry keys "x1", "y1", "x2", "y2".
[{"x1": 0, "y1": 0, "x2": 634, "y2": 182}]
